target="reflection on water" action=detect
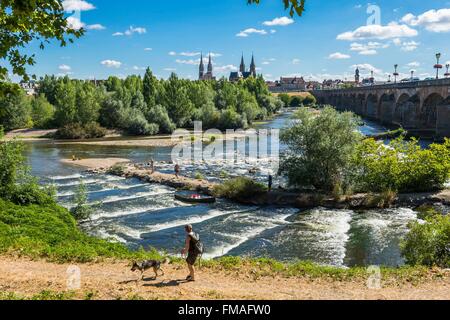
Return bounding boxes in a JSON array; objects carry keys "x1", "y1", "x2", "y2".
[{"x1": 23, "y1": 111, "x2": 422, "y2": 267}]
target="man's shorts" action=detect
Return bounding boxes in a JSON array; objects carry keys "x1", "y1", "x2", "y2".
[{"x1": 186, "y1": 252, "x2": 198, "y2": 266}]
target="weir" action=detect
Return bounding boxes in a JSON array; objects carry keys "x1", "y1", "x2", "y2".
[{"x1": 102, "y1": 164, "x2": 450, "y2": 209}]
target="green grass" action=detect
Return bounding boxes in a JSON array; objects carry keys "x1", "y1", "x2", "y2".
[{"x1": 0, "y1": 198, "x2": 162, "y2": 263}]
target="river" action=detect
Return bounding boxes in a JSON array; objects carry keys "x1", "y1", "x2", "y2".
[{"x1": 24, "y1": 111, "x2": 419, "y2": 267}]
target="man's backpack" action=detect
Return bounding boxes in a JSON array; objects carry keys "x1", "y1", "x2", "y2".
[{"x1": 191, "y1": 232, "x2": 204, "y2": 255}]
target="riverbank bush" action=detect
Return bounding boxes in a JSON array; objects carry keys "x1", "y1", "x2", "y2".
[
  {"x1": 55, "y1": 122, "x2": 107, "y2": 140},
  {"x1": 214, "y1": 177, "x2": 268, "y2": 200},
  {"x1": 401, "y1": 215, "x2": 450, "y2": 268},
  {"x1": 352, "y1": 138, "x2": 450, "y2": 193},
  {"x1": 0, "y1": 139, "x2": 55, "y2": 205}
]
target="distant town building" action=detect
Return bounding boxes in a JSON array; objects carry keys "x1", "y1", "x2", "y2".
[
  {"x1": 229, "y1": 54, "x2": 257, "y2": 81},
  {"x1": 19, "y1": 81, "x2": 38, "y2": 96},
  {"x1": 199, "y1": 53, "x2": 216, "y2": 81}
]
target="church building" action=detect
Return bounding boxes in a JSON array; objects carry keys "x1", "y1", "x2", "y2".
[
  {"x1": 229, "y1": 54, "x2": 257, "y2": 81},
  {"x1": 199, "y1": 53, "x2": 215, "y2": 81}
]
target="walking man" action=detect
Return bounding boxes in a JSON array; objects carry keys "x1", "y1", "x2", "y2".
[
  {"x1": 174, "y1": 163, "x2": 180, "y2": 178},
  {"x1": 181, "y1": 225, "x2": 202, "y2": 282}
]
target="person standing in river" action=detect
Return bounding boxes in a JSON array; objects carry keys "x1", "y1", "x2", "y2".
[
  {"x1": 181, "y1": 225, "x2": 201, "y2": 282},
  {"x1": 268, "y1": 175, "x2": 273, "y2": 192}
]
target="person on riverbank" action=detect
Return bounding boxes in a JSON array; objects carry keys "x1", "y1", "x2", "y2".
[
  {"x1": 268, "y1": 175, "x2": 273, "y2": 192},
  {"x1": 181, "y1": 225, "x2": 202, "y2": 282},
  {"x1": 149, "y1": 158, "x2": 155, "y2": 174},
  {"x1": 174, "y1": 164, "x2": 180, "y2": 178}
]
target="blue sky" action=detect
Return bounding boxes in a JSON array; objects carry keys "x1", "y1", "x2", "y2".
[{"x1": 15, "y1": 0, "x2": 450, "y2": 82}]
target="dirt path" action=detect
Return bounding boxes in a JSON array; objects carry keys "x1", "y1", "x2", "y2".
[{"x1": 0, "y1": 256, "x2": 448, "y2": 300}]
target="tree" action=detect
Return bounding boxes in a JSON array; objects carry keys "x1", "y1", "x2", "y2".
[
  {"x1": 248, "y1": 0, "x2": 306, "y2": 17},
  {"x1": 31, "y1": 94, "x2": 55, "y2": 128},
  {"x1": 53, "y1": 78, "x2": 76, "y2": 126},
  {"x1": 75, "y1": 82, "x2": 101, "y2": 125},
  {"x1": 0, "y1": 0, "x2": 83, "y2": 93},
  {"x1": 280, "y1": 107, "x2": 362, "y2": 192},
  {"x1": 163, "y1": 73, "x2": 194, "y2": 127},
  {"x1": 0, "y1": 90, "x2": 32, "y2": 131}
]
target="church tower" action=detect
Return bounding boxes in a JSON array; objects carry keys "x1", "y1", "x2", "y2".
[
  {"x1": 207, "y1": 53, "x2": 213, "y2": 76},
  {"x1": 240, "y1": 54, "x2": 246, "y2": 74},
  {"x1": 355, "y1": 67, "x2": 360, "y2": 84},
  {"x1": 250, "y1": 53, "x2": 256, "y2": 77},
  {"x1": 199, "y1": 52, "x2": 205, "y2": 80}
]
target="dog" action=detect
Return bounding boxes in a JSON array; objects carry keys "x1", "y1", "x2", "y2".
[{"x1": 131, "y1": 260, "x2": 165, "y2": 280}]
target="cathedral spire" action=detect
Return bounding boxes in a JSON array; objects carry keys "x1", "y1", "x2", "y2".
[
  {"x1": 199, "y1": 52, "x2": 204, "y2": 79},
  {"x1": 207, "y1": 53, "x2": 213, "y2": 74},
  {"x1": 250, "y1": 53, "x2": 256, "y2": 77},
  {"x1": 240, "y1": 53, "x2": 246, "y2": 73}
]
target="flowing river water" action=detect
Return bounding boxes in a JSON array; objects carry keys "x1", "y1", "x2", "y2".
[{"x1": 24, "y1": 111, "x2": 422, "y2": 267}]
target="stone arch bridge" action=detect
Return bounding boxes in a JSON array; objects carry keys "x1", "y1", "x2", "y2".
[{"x1": 313, "y1": 79, "x2": 450, "y2": 138}]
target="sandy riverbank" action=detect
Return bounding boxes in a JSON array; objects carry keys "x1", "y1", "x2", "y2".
[
  {"x1": 61, "y1": 158, "x2": 130, "y2": 170},
  {"x1": 0, "y1": 256, "x2": 448, "y2": 300}
]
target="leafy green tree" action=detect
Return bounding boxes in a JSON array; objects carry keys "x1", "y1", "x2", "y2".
[
  {"x1": 278, "y1": 93, "x2": 291, "y2": 107},
  {"x1": 31, "y1": 94, "x2": 55, "y2": 128},
  {"x1": 143, "y1": 68, "x2": 162, "y2": 109},
  {"x1": 0, "y1": 90, "x2": 32, "y2": 131},
  {"x1": 280, "y1": 107, "x2": 362, "y2": 191},
  {"x1": 0, "y1": 0, "x2": 83, "y2": 93},
  {"x1": 147, "y1": 104, "x2": 176, "y2": 134},
  {"x1": 289, "y1": 96, "x2": 304, "y2": 108},
  {"x1": 163, "y1": 73, "x2": 194, "y2": 127},
  {"x1": 71, "y1": 181, "x2": 93, "y2": 221},
  {"x1": 53, "y1": 77, "x2": 76, "y2": 126},
  {"x1": 75, "y1": 82, "x2": 101, "y2": 125},
  {"x1": 248, "y1": 0, "x2": 306, "y2": 17}
]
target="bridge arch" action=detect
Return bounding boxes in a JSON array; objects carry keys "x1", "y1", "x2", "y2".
[
  {"x1": 379, "y1": 93, "x2": 395, "y2": 124},
  {"x1": 421, "y1": 93, "x2": 444, "y2": 130},
  {"x1": 394, "y1": 94, "x2": 420, "y2": 129},
  {"x1": 366, "y1": 94, "x2": 378, "y2": 119}
]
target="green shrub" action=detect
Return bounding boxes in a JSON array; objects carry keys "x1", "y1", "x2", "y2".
[
  {"x1": 107, "y1": 164, "x2": 126, "y2": 176},
  {"x1": 55, "y1": 122, "x2": 107, "y2": 140},
  {"x1": 401, "y1": 215, "x2": 450, "y2": 268},
  {"x1": 194, "y1": 172, "x2": 204, "y2": 180},
  {"x1": 352, "y1": 138, "x2": 450, "y2": 193},
  {"x1": 70, "y1": 181, "x2": 93, "y2": 221},
  {"x1": 0, "y1": 139, "x2": 55, "y2": 206},
  {"x1": 278, "y1": 93, "x2": 291, "y2": 108},
  {"x1": 214, "y1": 177, "x2": 267, "y2": 200},
  {"x1": 125, "y1": 112, "x2": 159, "y2": 136},
  {"x1": 289, "y1": 96, "x2": 304, "y2": 108}
]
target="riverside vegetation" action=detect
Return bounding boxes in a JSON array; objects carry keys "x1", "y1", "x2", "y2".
[{"x1": 0, "y1": 72, "x2": 283, "y2": 139}]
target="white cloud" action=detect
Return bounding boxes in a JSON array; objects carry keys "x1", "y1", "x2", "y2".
[
  {"x1": 402, "y1": 9, "x2": 450, "y2": 32},
  {"x1": 349, "y1": 41, "x2": 389, "y2": 55},
  {"x1": 215, "y1": 65, "x2": 238, "y2": 73},
  {"x1": 164, "y1": 68, "x2": 177, "y2": 72},
  {"x1": 168, "y1": 51, "x2": 177, "y2": 56},
  {"x1": 59, "y1": 64, "x2": 71, "y2": 72},
  {"x1": 292, "y1": 58, "x2": 301, "y2": 64},
  {"x1": 263, "y1": 17, "x2": 294, "y2": 26},
  {"x1": 407, "y1": 61, "x2": 421, "y2": 67},
  {"x1": 328, "y1": 52, "x2": 351, "y2": 59},
  {"x1": 351, "y1": 63, "x2": 382, "y2": 75},
  {"x1": 337, "y1": 22, "x2": 418, "y2": 40},
  {"x1": 101, "y1": 60, "x2": 122, "y2": 68},
  {"x1": 393, "y1": 39, "x2": 420, "y2": 51},
  {"x1": 66, "y1": 17, "x2": 85, "y2": 30},
  {"x1": 144, "y1": 48, "x2": 153, "y2": 51},
  {"x1": 132, "y1": 66, "x2": 145, "y2": 71},
  {"x1": 175, "y1": 59, "x2": 200, "y2": 65},
  {"x1": 236, "y1": 28, "x2": 268, "y2": 37},
  {"x1": 62, "y1": 0, "x2": 95, "y2": 12},
  {"x1": 85, "y1": 24, "x2": 106, "y2": 30},
  {"x1": 113, "y1": 26, "x2": 147, "y2": 36},
  {"x1": 179, "y1": 52, "x2": 200, "y2": 57}
]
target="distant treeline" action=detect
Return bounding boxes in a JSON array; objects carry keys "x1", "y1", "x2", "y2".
[{"x1": 0, "y1": 69, "x2": 284, "y2": 139}]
